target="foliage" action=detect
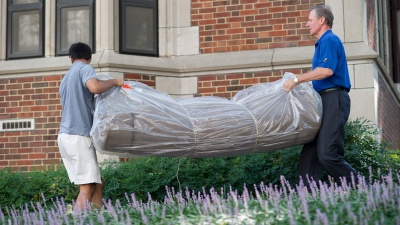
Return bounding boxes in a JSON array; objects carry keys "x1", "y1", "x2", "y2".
[
  {"x1": 0, "y1": 118, "x2": 399, "y2": 209},
  {"x1": 100, "y1": 148, "x2": 302, "y2": 205},
  {"x1": 1, "y1": 174, "x2": 399, "y2": 224},
  {"x1": 101, "y1": 157, "x2": 178, "y2": 201},
  {"x1": 0, "y1": 166, "x2": 76, "y2": 209},
  {"x1": 344, "y1": 118, "x2": 400, "y2": 180}
]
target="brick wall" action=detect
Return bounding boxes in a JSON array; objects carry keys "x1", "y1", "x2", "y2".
[
  {"x1": 197, "y1": 68, "x2": 309, "y2": 98},
  {"x1": 377, "y1": 75, "x2": 400, "y2": 150},
  {"x1": 0, "y1": 75, "x2": 63, "y2": 171},
  {"x1": 124, "y1": 73, "x2": 155, "y2": 88},
  {"x1": 191, "y1": 0, "x2": 324, "y2": 53},
  {"x1": 0, "y1": 73, "x2": 156, "y2": 171}
]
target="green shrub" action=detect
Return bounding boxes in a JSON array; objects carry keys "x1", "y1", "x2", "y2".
[
  {"x1": 98, "y1": 147, "x2": 299, "y2": 203},
  {"x1": 344, "y1": 118, "x2": 400, "y2": 180},
  {"x1": 99, "y1": 148, "x2": 301, "y2": 204},
  {"x1": 101, "y1": 157, "x2": 178, "y2": 201},
  {"x1": 0, "y1": 118, "x2": 398, "y2": 208},
  {"x1": 0, "y1": 166, "x2": 76, "y2": 208}
]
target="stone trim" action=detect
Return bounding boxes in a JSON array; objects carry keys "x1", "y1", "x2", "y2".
[{"x1": 0, "y1": 42, "x2": 377, "y2": 78}]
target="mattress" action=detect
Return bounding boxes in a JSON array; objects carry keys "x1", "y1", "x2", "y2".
[{"x1": 90, "y1": 72, "x2": 322, "y2": 158}]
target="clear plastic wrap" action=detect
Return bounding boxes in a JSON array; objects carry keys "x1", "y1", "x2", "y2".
[{"x1": 90, "y1": 72, "x2": 322, "y2": 158}]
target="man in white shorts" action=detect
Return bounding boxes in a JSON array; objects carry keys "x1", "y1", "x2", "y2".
[{"x1": 58, "y1": 42, "x2": 124, "y2": 211}]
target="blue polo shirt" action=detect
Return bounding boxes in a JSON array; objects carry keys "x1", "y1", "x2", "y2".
[{"x1": 311, "y1": 30, "x2": 351, "y2": 92}]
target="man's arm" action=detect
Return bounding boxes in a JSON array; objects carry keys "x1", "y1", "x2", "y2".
[
  {"x1": 283, "y1": 67, "x2": 333, "y2": 92},
  {"x1": 298, "y1": 67, "x2": 333, "y2": 83},
  {"x1": 86, "y1": 78, "x2": 125, "y2": 94}
]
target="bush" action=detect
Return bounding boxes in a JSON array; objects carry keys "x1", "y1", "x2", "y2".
[
  {"x1": 0, "y1": 166, "x2": 76, "y2": 208},
  {"x1": 0, "y1": 118, "x2": 398, "y2": 208},
  {"x1": 101, "y1": 157, "x2": 178, "y2": 201},
  {"x1": 344, "y1": 118, "x2": 400, "y2": 180},
  {"x1": 99, "y1": 147, "x2": 302, "y2": 204}
]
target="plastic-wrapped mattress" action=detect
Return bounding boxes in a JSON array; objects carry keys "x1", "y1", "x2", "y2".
[{"x1": 90, "y1": 72, "x2": 322, "y2": 158}]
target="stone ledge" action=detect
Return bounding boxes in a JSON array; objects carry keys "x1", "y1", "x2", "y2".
[{"x1": 0, "y1": 42, "x2": 378, "y2": 78}]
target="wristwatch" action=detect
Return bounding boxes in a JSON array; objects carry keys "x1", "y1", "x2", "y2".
[{"x1": 294, "y1": 75, "x2": 299, "y2": 84}]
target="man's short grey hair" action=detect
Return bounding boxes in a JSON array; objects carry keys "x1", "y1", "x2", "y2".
[{"x1": 311, "y1": 5, "x2": 334, "y2": 28}]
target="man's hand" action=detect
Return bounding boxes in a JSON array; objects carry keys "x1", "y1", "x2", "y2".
[
  {"x1": 283, "y1": 78, "x2": 297, "y2": 92},
  {"x1": 114, "y1": 78, "x2": 125, "y2": 87}
]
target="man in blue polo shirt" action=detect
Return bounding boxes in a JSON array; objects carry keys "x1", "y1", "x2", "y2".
[{"x1": 283, "y1": 5, "x2": 362, "y2": 189}]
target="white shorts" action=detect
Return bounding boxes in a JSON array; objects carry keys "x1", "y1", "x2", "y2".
[{"x1": 57, "y1": 133, "x2": 102, "y2": 185}]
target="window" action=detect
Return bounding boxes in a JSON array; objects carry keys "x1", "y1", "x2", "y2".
[
  {"x1": 120, "y1": 0, "x2": 158, "y2": 56},
  {"x1": 390, "y1": 0, "x2": 400, "y2": 83},
  {"x1": 56, "y1": 0, "x2": 95, "y2": 56},
  {"x1": 7, "y1": 0, "x2": 44, "y2": 59},
  {"x1": 376, "y1": 0, "x2": 388, "y2": 68}
]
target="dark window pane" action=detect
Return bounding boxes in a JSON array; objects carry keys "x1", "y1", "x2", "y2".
[
  {"x1": 390, "y1": 0, "x2": 400, "y2": 83},
  {"x1": 56, "y1": 0, "x2": 94, "y2": 56},
  {"x1": 7, "y1": 0, "x2": 44, "y2": 59},
  {"x1": 11, "y1": 10, "x2": 40, "y2": 54},
  {"x1": 60, "y1": 6, "x2": 90, "y2": 52},
  {"x1": 120, "y1": 0, "x2": 158, "y2": 56},
  {"x1": 397, "y1": 11, "x2": 400, "y2": 44},
  {"x1": 125, "y1": 6, "x2": 154, "y2": 51}
]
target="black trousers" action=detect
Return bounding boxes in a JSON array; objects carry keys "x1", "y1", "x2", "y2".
[{"x1": 298, "y1": 89, "x2": 359, "y2": 187}]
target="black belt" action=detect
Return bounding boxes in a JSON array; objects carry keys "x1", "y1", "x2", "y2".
[{"x1": 318, "y1": 87, "x2": 346, "y2": 95}]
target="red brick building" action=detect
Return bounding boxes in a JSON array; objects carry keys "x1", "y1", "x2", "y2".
[{"x1": 0, "y1": 0, "x2": 399, "y2": 171}]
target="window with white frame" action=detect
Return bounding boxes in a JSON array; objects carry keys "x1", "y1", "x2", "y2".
[
  {"x1": 56, "y1": 0, "x2": 95, "y2": 56},
  {"x1": 7, "y1": 0, "x2": 44, "y2": 59},
  {"x1": 120, "y1": 0, "x2": 158, "y2": 56}
]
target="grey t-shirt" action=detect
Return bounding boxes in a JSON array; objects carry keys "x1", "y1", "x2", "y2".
[{"x1": 59, "y1": 62, "x2": 97, "y2": 136}]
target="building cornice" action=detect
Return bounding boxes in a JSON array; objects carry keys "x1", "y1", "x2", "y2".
[{"x1": 0, "y1": 42, "x2": 377, "y2": 78}]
